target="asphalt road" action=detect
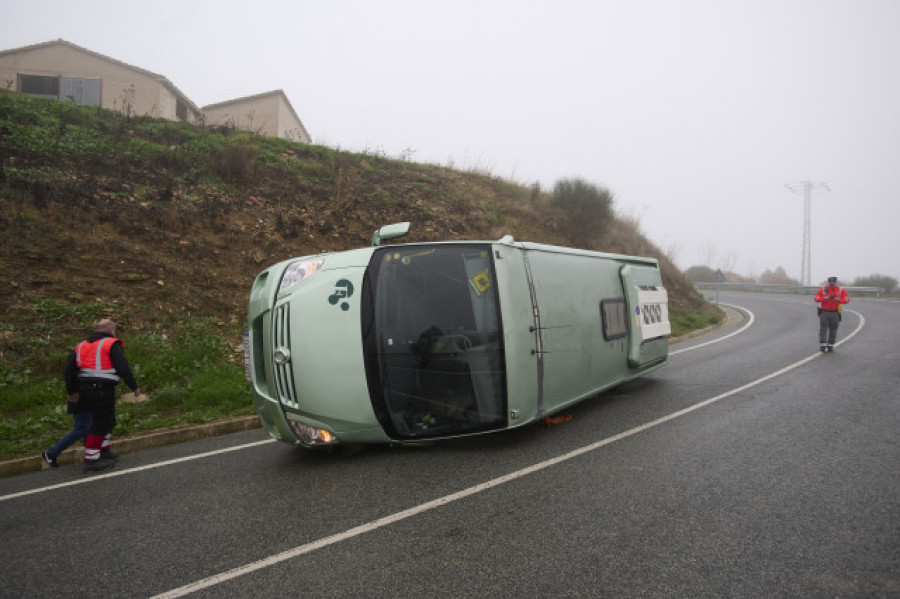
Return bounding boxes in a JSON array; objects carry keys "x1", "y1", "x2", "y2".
[{"x1": 1, "y1": 292, "x2": 897, "y2": 597}]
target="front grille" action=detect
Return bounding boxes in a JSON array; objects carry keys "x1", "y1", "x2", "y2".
[{"x1": 272, "y1": 303, "x2": 299, "y2": 409}]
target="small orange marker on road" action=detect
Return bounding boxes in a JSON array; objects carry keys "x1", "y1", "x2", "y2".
[{"x1": 540, "y1": 414, "x2": 573, "y2": 427}]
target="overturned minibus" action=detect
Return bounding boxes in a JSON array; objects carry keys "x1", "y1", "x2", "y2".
[{"x1": 245, "y1": 223, "x2": 670, "y2": 448}]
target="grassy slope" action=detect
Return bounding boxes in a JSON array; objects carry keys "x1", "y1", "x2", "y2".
[{"x1": 0, "y1": 91, "x2": 720, "y2": 458}]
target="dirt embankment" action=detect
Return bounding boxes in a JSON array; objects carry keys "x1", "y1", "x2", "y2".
[{"x1": 0, "y1": 94, "x2": 709, "y2": 373}]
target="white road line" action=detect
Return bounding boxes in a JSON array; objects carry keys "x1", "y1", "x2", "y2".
[
  {"x1": 153, "y1": 310, "x2": 866, "y2": 598},
  {"x1": 670, "y1": 303, "x2": 755, "y2": 355},
  {"x1": 0, "y1": 440, "x2": 275, "y2": 503}
]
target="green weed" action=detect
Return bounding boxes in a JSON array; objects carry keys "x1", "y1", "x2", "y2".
[{"x1": 669, "y1": 306, "x2": 723, "y2": 338}]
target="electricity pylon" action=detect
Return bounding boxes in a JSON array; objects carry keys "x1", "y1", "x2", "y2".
[{"x1": 786, "y1": 180, "x2": 830, "y2": 286}]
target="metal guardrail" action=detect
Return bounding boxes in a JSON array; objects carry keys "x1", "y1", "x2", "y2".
[{"x1": 692, "y1": 282, "x2": 883, "y2": 298}]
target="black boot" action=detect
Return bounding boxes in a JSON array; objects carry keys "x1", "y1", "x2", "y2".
[
  {"x1": 99, "y1": 448, "x2": 119, "y2": 461},
  {"x1": 83, "y1": 459, "x2": 115, "y2": 473}
]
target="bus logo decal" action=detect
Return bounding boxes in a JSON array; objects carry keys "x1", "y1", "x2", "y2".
[{"x1": 328, "y1": 279, "x2": 355, "y2": 311}]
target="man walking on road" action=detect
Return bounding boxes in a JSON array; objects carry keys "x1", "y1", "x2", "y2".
[
  {"x1": 814, "y1": 276, "x2": 850, "y2": 353},
  {"x1": 64, "y1": 319, "x2": 141, "y2": 472}
]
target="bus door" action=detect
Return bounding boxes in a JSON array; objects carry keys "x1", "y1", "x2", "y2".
[{"x1": 492, "y1": 242, "x2": 541, "y2": 425}]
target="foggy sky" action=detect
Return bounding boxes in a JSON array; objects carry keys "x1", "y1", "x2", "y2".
[{"x1": 3, "y1": 0, "x2": 898, "y2": 284}]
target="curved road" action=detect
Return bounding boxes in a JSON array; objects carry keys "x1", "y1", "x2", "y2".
[{"x1": 1, "y1": 292, "x2": 897, "y2": 597}]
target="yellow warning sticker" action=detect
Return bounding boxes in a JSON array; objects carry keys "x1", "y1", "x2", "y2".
[{"x1": 470, "y1": 270, "x2": 491, "y2": 295}]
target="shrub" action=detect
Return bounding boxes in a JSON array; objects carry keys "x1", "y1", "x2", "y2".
[
  {"x1": 684, "y1": 265, "x2": 717, "y2": 282},
  {"x1": 853, "y1": 274, "x2": 897, "y2": 294},
  {"x1": 551, "y1": 178, "x2": 613, "y2": 248},
  {"x1": 212, "y1": 142, "x2": 259, "y2": 185}
]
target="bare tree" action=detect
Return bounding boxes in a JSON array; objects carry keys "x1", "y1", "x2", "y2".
[
  {"x1": 663, "y1": 241, "x2": 681, "y2": 264},
  {"x1": 719, "y1": 250, "x2": 737, "y2": 274},
  {"x1": 698, "y1": 243, "x2": 717, "y2": 267}
]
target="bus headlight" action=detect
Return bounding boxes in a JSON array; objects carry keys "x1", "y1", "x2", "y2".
[
  {"x1": 279, "y1": 258, "x2": 324, "y2": 293},
  {"x1": 290, "y1": 421, "x2": 339, "y2": 446}
]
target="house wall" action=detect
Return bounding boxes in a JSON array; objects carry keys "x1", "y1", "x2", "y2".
[
  {"x1": 278, "y1": 98, "x2": 311, "y2": 143},
  {"x1": 205, "y1": 92, "x2": 311, "y2": 143},
  {"x1": 205, "y1": 95, "x2": 278, "y2": 137},
  {"x1": 0, "y1": 43, "x2": 199, "y2": 123}
]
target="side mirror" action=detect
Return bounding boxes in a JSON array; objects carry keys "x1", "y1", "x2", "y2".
[{"x1": 372, "y1": 222, "x2": 410, "y2": 246}]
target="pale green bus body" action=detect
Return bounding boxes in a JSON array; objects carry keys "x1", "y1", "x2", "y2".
[{"x1": 246, "y1": 227, "x2": 669, "y2": 448}]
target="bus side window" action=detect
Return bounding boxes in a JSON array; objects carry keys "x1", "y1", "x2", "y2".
[{"x1": 600, "y1": 298, "x2": 628, "y2": 341}]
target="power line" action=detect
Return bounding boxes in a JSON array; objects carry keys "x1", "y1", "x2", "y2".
[{"x1": 786, "y1": 180, "x2": 830, "y2": 285}]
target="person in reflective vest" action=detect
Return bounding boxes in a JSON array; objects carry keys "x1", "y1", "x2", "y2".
[
  {"x1": 63, "y1": 319, "x2": 141, "y2": 472},
  {"x1": 814, "y1": 276, "x2": 850, "y2": 353}
]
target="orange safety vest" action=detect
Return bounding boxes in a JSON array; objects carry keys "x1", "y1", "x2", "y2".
[
  {"x1": 75, "y1": 337, "x2": 122, "y2": 382},
  {"x1": 814, "y1": 285, "x2": 849, "y2": 312}
]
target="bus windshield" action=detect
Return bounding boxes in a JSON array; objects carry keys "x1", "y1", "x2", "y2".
[{"x1": 362, "y1": 244, "x2": 507, "y2": 439}]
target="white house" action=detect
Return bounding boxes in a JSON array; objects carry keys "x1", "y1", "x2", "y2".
[
  {"x1": 0, "y1": 39, "x2": 202, "y2": 123},
  {"x1": 203, "y1": 89, "x2": 311, "y2": 143}
]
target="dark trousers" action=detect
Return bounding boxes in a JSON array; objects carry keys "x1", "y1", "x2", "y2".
[
  {"x1": 80, "y1": 382, "x2": 117, "y2": 460},
  {"x1": 819, "y1": 310, "x2": 840, "y2": 346},
  {"x1": 47, "y1": 411, "x2": 93, "y2": 460}
]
